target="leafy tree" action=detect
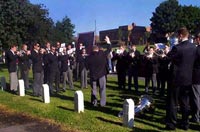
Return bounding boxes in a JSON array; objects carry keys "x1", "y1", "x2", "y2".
[
  {"x1": 179, "y1": 5, "x2": 200, "y2": 34},
  {"x1": 25, "y1": 3, "x2": 54, "y2": 46},
  {"x1": 150, "y1": 0, "x2": 181, "y2": 35},
  {"x1": 53, "y1": 16, "x2": 75, "y2": 44},
  {"x1": 0, "y1": 1, "x2": 75, "y2": 49},
  {"x1": 0, "y1": 0, "x2": 31, "y2": 49},
  {"x1": 150, "y1": 0, "x2": 200, "y2": 36}
]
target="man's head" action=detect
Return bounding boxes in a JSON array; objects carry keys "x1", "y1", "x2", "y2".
[
  {"x1": 177, "y1": 27, "x2": 189, "y2": 41},
  {"x1": 92, "y1": 45, "x2": 99, "y2": 52},
  {"x1": 45, "y1": 42, "x2": 51, "y2": 49},
  {"x1": 149, "y1": 46, "x2": 154, "y2": 55},
  {"x1": 130, "y1": 44, "x2": 136, "y2": 51},
  {"x1": 10, "y1": 44, "x2": 18, "y2": 52},
  {"x1": 33, "y1": 43, "x2": 40, "y2": 51},
  {"x1": 195, "y1": 33, "x2": 200, "y2": 45},
  {"x1": 51, "y1": 45, "x2": 56, "y2": 53},
  {"x1": 21, "y1": 44, "x2": 28, "y2": 51}
]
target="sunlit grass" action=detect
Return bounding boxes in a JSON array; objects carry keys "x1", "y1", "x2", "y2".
[{"x1": 0, "y1": 64, "x2": 199, "y2": 132}]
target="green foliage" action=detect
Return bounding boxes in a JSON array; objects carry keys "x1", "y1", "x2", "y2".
[
  {"x1": 150, "y1": 0, "x2": 181, "y2": 35},
  {"x1": 52, "y1": 16, "x2": 75, "y2": 44},
  {"x1": 0, "y1": 0, "x2": 75, "y2": 49},
  {"x1": 150, "y1": 0, "x2": 200, "y2": 35},
  {"x1": 180, "y1": 5, "x2": 200, "y2": 34}
]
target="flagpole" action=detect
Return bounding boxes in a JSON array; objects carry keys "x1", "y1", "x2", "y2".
[{"x1": 94, "y1": 20, "x2": 96, "y2": 45}]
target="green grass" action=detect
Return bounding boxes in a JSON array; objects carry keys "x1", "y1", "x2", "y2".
[{"x1": 0, "y1": 65, "x2": 199, "y2": 132}]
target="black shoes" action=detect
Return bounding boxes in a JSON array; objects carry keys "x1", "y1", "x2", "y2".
[{"x1": 165, "y1": 124, "x2": 176, "y2": 130}]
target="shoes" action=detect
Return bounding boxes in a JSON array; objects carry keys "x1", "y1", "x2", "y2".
[
  {"x1": 165, "y1": 124, "x2": 176, "y2": 130},
  {"x1": 92, "y1": 100, "x2": 98, "y2": 107},
  {"x1": 190, "y1": 118, "x2": 199, "y2": 123},
  {"x1": 180, "y1": 124, "x2": 189, "y2": 130}
]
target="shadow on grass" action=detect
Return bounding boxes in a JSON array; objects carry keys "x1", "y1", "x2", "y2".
[
  {"x1": 96, "y1": 117, "x2": 161, "y2": 132},
  {"x1": 135, "y1": 118, "x2": 164, "y2": 130},
  {"x1": 51, "y1": 93, "x2": 74, "y2": 101},
  {"x1": 96, "y1": 116, "x2": 122, "y2": 126},
  {"x1": 133, "y1": 127, "x2": 160, "y2": 132},
  {"x1": 57, "y1": 106, "x2": 74, "y2": 112},
  {"x1": 29, "y1": 97, "x2": 42, "y2": 102},
  {"x1": 84, "y1": 101, "x2": 120, "y2": 116},
  {"x1": 188, "y1": 123, "x2": 200, "y2": 131}
]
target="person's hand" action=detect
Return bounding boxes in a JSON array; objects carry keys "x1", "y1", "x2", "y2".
[
  {"x1": 26, "y1": 50, "x2": 31, "y2": 55},
  {"x1": 105, "y1": 36, "x2": 111, "y2": 44}
]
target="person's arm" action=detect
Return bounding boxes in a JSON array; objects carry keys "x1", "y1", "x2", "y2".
[{"x1": 104, "y1": 36, "x2": 112, "y2": 55}]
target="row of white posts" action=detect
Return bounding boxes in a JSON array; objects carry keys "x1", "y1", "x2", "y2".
[{"x1": 0, "y1": 77, "x2": 135, "y2": 128}]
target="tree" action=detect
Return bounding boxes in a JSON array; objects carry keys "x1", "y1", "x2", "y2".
[
  {"x1": 150, "y1": 0, "x2": 181, "y2": 35},
  {"x1": 0, "y1": 0, "x2": 30, "y2": 49},
  {"x1": 179, "y1": 5, "x2": 200, "y2": 34},
  {"x1": 0, "y1": 0, "x2": 54, "y2": 48},
  {"x1": 0, "y1": 1, "x2": 75, "y2": 49},
  {"x1": 25, "y1": 3, "x2": 54, "y2": 45},
  {"x1": 53, "y1": 16, "x2": 75, "y2": 44}
]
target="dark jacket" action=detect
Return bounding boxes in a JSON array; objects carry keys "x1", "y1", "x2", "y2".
[
  {"x1": 5, "y1": 50, "x2": 18, "y2": 73},
  {"x1": 46, "y1": 52, "x2": 59, "y2": 72},
  {"x1": 112, "y1": 50, "x2": 128, "y2": 72},
  {"x1": 193, "y1": 45, "x2": 200, "y2": 84},
  {"x1": 59, "y1": 54, "x2": 69, "y2": 72},
  {"x1": 78, "y1": 54, "x2": 88, "y2": 71},
  {"x1": 30, "y1": 50, "x2": 43, "y2": 73},
  {"x1": 143, "y1": 54, "x2": 158, "y2": 77},
  {"x1": 127, "y1": 50, "x2": 140, "y2": 70},
  {"x1": 86, "y1": 45, "x2": 111, "y2": 80},
  {"x1": 167, "y1": 40, "x2": 196, "y2": 86},
  {"x1": 18, "y1": 51, "x2": 30, "y2": 71}
]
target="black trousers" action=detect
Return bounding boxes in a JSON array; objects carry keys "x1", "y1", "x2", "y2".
[
  {"x1": 128, "y1": 68, "x2": 138, "y2": 91},
  {"x1": 166, "y1": 84, "x2": 191, "y2": 127},
  {"x1": 117, "y1": 70, "x2": 126, "y2": 89}
]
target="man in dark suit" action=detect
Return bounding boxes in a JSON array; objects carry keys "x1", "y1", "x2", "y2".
[
  {"x1": 86, "y1": 36, "x2": 111, "y2": 107},
  {"x1": 18, "y1": 44, "x2": 31, "y2": 89},
  {"x1": 165, "y1": 27, "x2": 196, "y2": 130},
  {"x1": 144, "y1": 46, "x2": 158, "y2": 94},
  {"x1": 191, "y1": 33, "x2": 200, "y2": 123},
  {"x1": 78, "y1": 48, "x2": 88, "y2": 89},
  {"x1": 30, "y1": 43, "x2": 44, "y2": 96},
  {"x1": 59, "y1": 47, "x2": 70, "y2": 91},
  {"x1": 5, "y1": 44, "x2": 19, "y2": 93},
  {"x1": 43, "y1": 42, "x2": 51, "y2": 84},
  {"x1": 112, "y1": 43, "x2": 128, "y2": 89},
  {"x1": 46, "y1": 45, "x2": 60, "y2": 94},
  {"x1": 127, "y1": 44, "x2": 140, "y2": 92}
]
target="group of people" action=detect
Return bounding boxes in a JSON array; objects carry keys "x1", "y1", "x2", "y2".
[
  {"x1": 3, "y1": 27, "x2": 200, "y2": 130},
  {"x1": 5, "y1": 42, "x2": 85, "y2": 96}
]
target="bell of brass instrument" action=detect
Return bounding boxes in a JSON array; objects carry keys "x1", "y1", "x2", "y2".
[{"x1": 118, "y1": 95, "x2": 153, "y2": 117}]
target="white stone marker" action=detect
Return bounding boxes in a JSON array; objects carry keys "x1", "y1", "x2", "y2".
[
  {"x1": 123, "y1": 99, "x2": 135, "y2": 128},
  {"x1": 74, "y1": 90, "x2": 84, "y2": 113},
  {"x1": 0, "y1": 76, "x2": 6, "y2": 91},
  {"x1": 42, "y1": 84, "x2": 50, "y2": 103},
  {"x1": 18, "y1": 79, "x2": 25, "y2": 96}
]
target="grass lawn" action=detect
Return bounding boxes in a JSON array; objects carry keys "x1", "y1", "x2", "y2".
[{"x1": 0, "y1": 64, "x2": 199, "y2": 132}]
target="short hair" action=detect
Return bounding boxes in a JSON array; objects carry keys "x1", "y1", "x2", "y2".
[
  {"x1": 178, "y1": 27, "x2": 189, "y2": 37},
  {"x1": 195, "y1": 32, "x2": 200, "y2": 39},
  {"x1": 92, "y1": 45, "x2": 99, "y2": 51},
  {"x1": 119, "y1": 41, "x2": 126, "y2": 48},
  {"x1": 10, "y1": 44, "x2": 17, "y2": 48}
]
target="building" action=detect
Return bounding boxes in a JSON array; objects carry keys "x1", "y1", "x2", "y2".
[{"x1": 99, "y1": 23, "x2": 151, "y2": 45}]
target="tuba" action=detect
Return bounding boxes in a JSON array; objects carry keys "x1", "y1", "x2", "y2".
[{"x1": 118, "y1": 95, "x2": 153, "y2": 117}]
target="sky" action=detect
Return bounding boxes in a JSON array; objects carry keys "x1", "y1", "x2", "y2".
[{"x1": 29, "y1": 0, "x2": 200, "y2": 36}]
